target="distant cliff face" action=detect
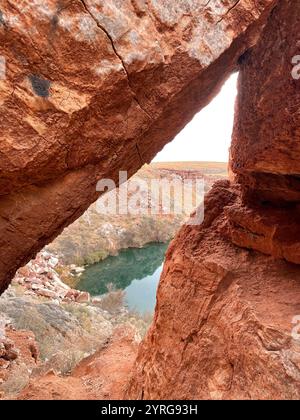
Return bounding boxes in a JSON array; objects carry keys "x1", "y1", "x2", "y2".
[{"x1": 0, "y1": 0, "x2": 276, "y2": 293}]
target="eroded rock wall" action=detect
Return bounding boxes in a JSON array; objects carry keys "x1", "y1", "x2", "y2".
[
  {"x1": 0, "y1": 0, "x2": 276, "y2": 293},
  {"x1": 227, "y1": 0, "x2": 300, "y2": 263},
  {"x1": 126, "y1": 182, "x2": 300, "y2": 400},
  {"x1": 126, "y1": 0, "x2": 300, "y2": 400},
  {"x1": 2, "y1": 0, "x2": 299, "y2": 402}
]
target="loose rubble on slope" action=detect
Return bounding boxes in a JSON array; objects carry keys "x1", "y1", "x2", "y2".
[{"x1": 12, "y1": 251, "x2": 90, "y2": 303}]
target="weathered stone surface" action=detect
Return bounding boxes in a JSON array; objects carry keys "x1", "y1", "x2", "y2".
[
  {"x1": 127, "y1": 2, "x2": 300, "y2": 399},
  {"x1": 226, "y1": 0, "x2": 300, "y2": 261},
  {"x1": 0, "y1": 0, "x2": 277, "y2": 293},
  {"x1": 231, "y1": 0, "x2": 300, "y2": 204},
  {"x1": 223, "y1": 196, "x2": 300, "y2": 265},
  {"x1": 126, "y1": 182, "x2": 300, "y2": 400},
  {"x1": 1, "y1": 0, "x2": 300, "y2": 402}
]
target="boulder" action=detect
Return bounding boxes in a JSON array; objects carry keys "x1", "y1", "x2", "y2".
[
  {"x1": 35, "y1": 287, "x2": 58, "y2": 299},
  {"x1": 75, "y1": 292, "x2": 91, "y2": 304}
]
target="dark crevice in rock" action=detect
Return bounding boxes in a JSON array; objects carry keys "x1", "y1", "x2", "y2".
[
  {"x1": 28, "y1": 75, "x2": 51, "y2": 98},
  {"x1": 135, "y1": 143, "x2": 143, "y2": 166},
  {"x1": 217, "y1": 0, "x2": 242, "y2": 23}
]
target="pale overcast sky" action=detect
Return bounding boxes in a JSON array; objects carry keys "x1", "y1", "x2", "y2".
[{"x1": 154, "y1": 73, "x2": 238, "y2": 163}]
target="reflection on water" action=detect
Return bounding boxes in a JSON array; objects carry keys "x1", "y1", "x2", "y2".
[
  {"x1": 125, "y1": 265, "x2": 163, "y2": 314},
  {"x1": 76, "y1": 242, "x2": 168, "y2": 314}
]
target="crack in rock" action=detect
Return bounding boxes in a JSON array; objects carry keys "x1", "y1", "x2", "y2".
[{"x1": 79, "y1": 0, "x2": 152, "y2": 122}]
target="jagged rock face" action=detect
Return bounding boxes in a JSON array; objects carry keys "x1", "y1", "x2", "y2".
[
  {"x1": 231, "y1": 0, "x2": 300, "y2": 204},
  {"x1": 126, "y1": 182, "x2": 300, "y2": 400},
  {"x1": 227, "y1": 0, "x2": 300, "y2": 263},
  {"x1": 0, "y1": 0, "x2": 276, "y2": 293},
  {"x1": 126, "y1": 1, "x2": 300, "y2": 399}
]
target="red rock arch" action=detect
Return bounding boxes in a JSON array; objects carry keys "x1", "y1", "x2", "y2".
[{"x1": 0, "y1": 0, "x2": 276, "y2": 293}]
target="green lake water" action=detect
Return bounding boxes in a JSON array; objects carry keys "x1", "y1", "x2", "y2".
[{"x1": 76, "y1": 242, "x2": 169, "y2": 315}]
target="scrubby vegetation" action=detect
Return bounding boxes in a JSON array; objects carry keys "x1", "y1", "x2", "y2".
[{"x1": 0, "y1": 280, "x2": 152, "y2": 395}]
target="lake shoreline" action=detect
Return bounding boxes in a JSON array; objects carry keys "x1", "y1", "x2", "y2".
[{"x1": 76, "y1": 242, "x2": 169, "y2": 316}]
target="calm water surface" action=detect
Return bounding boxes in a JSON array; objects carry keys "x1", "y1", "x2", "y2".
[{"x1": 77, "y1": 242, "x2": 168, "y2": 315}]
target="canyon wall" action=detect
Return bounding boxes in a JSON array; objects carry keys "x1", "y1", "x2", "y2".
[
  {"x1": 0, "y1": 0, "x2": 276, "y2": 293},
  {"x1": 126, "y1": 0, "x2": 300, "y2": 399}
]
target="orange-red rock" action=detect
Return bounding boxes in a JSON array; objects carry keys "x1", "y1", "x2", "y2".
[
  {"x1": 0, "y1": 0, "x2": 277, "y2": 293},
  {"x1": 126, "y1": 182, "x2": 300, "y2": 400},
  {"x1": 227, "y1": 0, "x2": 300, "y2": 261},
  {"x1": 223, "y1": 196, "x2": 300, "y2": 265},
  {"x1": 2, "y1": 0, "x2": 300, "y2": 403},
  {"x1": 0, "y1": 327, "x2": 39, "y2": 398},
  {"x1": 126, "y1": 2, "x2": 300, "y2": 399},
  {"x1": 17, "y1": 326, "x2": 139, "y2": 400},
  {"x1": 231, "y1": 0, "x2": 300, "y2": 204}
]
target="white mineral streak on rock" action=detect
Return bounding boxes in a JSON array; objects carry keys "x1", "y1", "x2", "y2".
[
  {"x1": 58, "y1": 13, "x2": 98, "y2": 42},
  {"x1": 85, "y1": 0, "x2": 165, "y2": 68},
  {"x1": 189, "y1": 20, "x2": 233, "y2": 66},
  {"x1": 94, "y1": 60, "x2": 123, "y2": 77},
  {"x1": 87, "y1": 1, "x2": 130, "y2": 42},
  {"x1": 58, "y1": 15, "x2": 73, "y2": 32},
  {"x1": 149, "y1": 0, "x2": 206, "y2": 27},
  {"x1": 3, "y1": 0, "x2": 55, "y2": 33}
]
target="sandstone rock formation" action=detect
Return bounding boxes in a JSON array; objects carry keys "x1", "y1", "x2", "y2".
[
  {"x1": 2, "y1": 0, "x2": 300, "y2": 402},
  {"x1": 0, "y1": 0, "x2": 277, "y2": 293},
  {"x1": 231, "y1": 0, "x2": 300, "y2": 205},
  {"x1": 126, "y1": 0, "x2": 300, "y2": 400},
  {"x1": 228, "y1": 0, "x2": 300, "y2": 263},
  {"x1": 126, "y1": 182, "x2": 300, "y2": 400}
]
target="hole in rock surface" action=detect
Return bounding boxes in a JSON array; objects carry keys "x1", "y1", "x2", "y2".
[
  {"x1": 1, "y1": 74, "x2": 238, "y2": 397},
  {"x1": 155, "y1": 74, "x2": 238, "y2": 164}
]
